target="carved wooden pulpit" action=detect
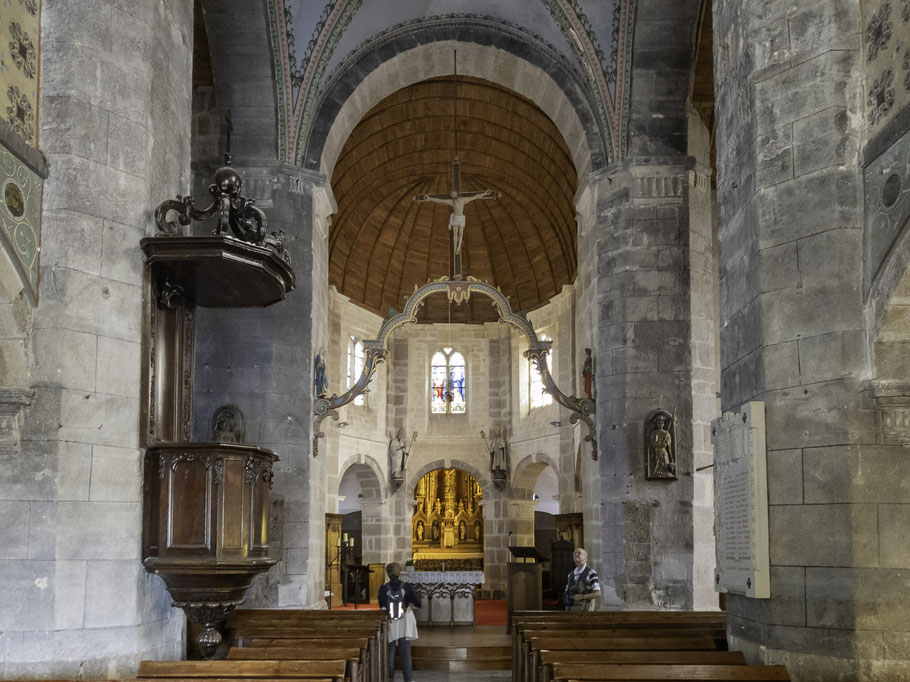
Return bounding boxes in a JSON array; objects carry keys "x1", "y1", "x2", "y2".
[{"x1": 140, "y1": 151, "x2": 296, "y2": 655}]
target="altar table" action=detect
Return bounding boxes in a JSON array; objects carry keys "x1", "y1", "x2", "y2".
[{"x1": 402, "y1": 570, "x2": 483, "y2": 625}]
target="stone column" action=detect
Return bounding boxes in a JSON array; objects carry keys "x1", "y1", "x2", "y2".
[
  {"x1": 193, "y1": 165, "x2": 329, "y2": 609},
  {"x1": 713, "y1": 1, "x2": 910, "y2": 678},
  {"x1": 590, "y1": 156, "x2": 715, "y2": 610},
  {"x1": 0, "y1": 1, "x2": 193, "y2": 676}
]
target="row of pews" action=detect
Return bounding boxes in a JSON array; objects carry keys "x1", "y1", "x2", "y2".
[
  {"x1": 511, "y1": 610, "x2": 790, "y2": 682},
  {"x1": 136, "y1": 610, "x2": 388, "y2": 682}
]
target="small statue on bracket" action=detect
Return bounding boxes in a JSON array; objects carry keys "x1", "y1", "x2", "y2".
[
  {"x1": 645, "y1": 409, "x2": 677, "y2": 480},
  {"x1": 481, "y1": 423, "x2": 509, "y2": 491},
  {"x1": 389, "y1": 427, "x2": 418, "y2": 492},
  {"x1": 582, "y1": 348, "x2": 594, "y2": 398},
  {"x1": 314, "y1": 349, "x2": 328, "y2": 399},
  {"x1": 212, "y1": 405, "x2": 243, "y2": 443}
]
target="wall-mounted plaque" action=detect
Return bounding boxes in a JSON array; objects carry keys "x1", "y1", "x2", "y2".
[{"x1": 711, "y1": 401, "x2": 770, "y2": 599}]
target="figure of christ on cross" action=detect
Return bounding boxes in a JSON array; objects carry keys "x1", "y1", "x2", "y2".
[{"x1": 414, "y1": 161, "x2": 499, "y2": 266}]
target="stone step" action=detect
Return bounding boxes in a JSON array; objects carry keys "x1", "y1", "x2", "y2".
[
  {"x1": 407, "y1": 644, "x2": 512, "y2": 670},
  {"x1": 411, "y1": 645, "x2": 511, "y2": 660}
]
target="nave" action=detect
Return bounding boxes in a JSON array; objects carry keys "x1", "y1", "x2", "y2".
[{"x1": 110, "y1": 606, "x2": 792, "y2": 682}]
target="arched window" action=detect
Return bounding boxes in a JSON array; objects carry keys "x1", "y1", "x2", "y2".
[
  {"x1": 346, "y1": 336, "x2": 365, "y2": 406},
  {"x1": 530, "y1": 334, "x2": 553, "y2": 409},
  {"x1": 431, "y1": 348, "x2": 466, "y2": 415}
]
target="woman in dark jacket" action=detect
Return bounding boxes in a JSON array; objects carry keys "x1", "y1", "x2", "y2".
[{"x1": 378, "y1": 562, "x2": 422, "y2": 682}]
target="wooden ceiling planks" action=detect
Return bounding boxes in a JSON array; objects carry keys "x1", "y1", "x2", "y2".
[{"x1": 329, "y1": 76, "x2": 577, "y2": 323}]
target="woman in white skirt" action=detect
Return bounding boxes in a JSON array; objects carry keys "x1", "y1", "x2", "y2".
[{"x1": 378, "y1": 562, "x2": 422, "y2": 682}]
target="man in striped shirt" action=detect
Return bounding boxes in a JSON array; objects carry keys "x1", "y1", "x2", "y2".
[{"x1": 564, "y1": 547, "x2": 601, "y2": 611}]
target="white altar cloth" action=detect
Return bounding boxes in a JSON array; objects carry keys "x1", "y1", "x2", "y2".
[
  {"x1": 403, "y1": 570, "x2": 484, "y2": 585},
  {"x1": 402, "y1": 571, "x2": 483, "y2": 625}
]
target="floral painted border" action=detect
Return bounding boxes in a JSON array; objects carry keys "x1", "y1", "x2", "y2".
[
  {"x1": 267, "y1": 0, "x2": 636, "y2": 167},
  {"x1": 266, "y1": 0, "x2": 362, "y2": 165},
  {"x1": 541, "y1": 0, "x2": 637, "y2": 164},
  {"x1": 863, "y1": 0, "x2": 910, "y2": 130},
  {"x1": 0, "y1": 143, "x2": 42, "y2": 304}
]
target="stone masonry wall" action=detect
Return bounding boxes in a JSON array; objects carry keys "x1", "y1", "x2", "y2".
[
  {"x1": 712, "y1": 1, "x2": 910, "y2": 679},
  {"x1": 0, "y1": 1, "x2": 193, "y2": 676}
]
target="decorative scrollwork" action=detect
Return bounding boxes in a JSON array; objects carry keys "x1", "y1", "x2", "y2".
[
  {"x1": 311, "y1": 277, "x2": 598, "y2": 459},
  {"x1": 154, "y1": 144, "x2": 290, "y2": 264},
  {"x1": 244, "y1": 457, "x2": 274, "y2": 488},
  {"x1": 157, "y1": 451, "x2": 224, "y2": 479}
]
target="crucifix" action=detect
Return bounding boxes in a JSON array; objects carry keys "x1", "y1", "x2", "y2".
[{"x1": 414, "y1": 160, "x2": 499, "y2": 278}]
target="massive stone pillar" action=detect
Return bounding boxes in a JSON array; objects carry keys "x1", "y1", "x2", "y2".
[
  {"x1": 714, "y1": 1, "x2": 909, "y2": 678},
  {"x1": 0, "y1": 1, "x2": 193, "y2": 676},
  {"x1": 587, "y1": 156, "x2": 716, "y2": 610},
  {"x1": 193, "y1": 165, "x2": 330, "y2": 609}
]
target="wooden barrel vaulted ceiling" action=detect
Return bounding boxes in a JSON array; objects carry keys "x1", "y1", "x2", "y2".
[{"x1": 329, "y1": 76, "x2": 578, "y2": 324}]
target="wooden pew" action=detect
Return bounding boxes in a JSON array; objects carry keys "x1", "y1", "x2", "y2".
[
  {"x1": 525, "y1": 635, "x2": 725, "y2": 682},
  {"x1": 229, "y1": 623, "x2": 381, "y2": 682},
  {"x1": 510, "y1": 611, "x2": 726, "y2": 682},
  {"x1": 137, "y1": 660, "x2": 346, "y2": 682},
  {"x1": 512, "y1": 611, "x2": 726, "y2": 682},
  {"x1": 551, "y1": 663, "x2": 790, "y2": 681},
  {"x1": 228, "y1": 647, "x2": 363, "y2": 682},
  {"x1": 538, "y1": 651, "x2": 746, "y2": 682}
]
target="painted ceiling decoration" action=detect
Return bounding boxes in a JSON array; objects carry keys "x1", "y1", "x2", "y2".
[
  {"x1": 266, "y1": 0, "x2": 636, "y2": 168},
  {"x1": 542, "y1": 0, "x2": 636, "y2": 162}
]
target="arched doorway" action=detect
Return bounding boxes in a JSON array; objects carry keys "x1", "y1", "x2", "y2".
[
  {"x1": 411, "y1": 468, "x2": 484, "y2": 571},
  {"x1": 328, "y1": 461, "x2": 384, "y2": 606}
]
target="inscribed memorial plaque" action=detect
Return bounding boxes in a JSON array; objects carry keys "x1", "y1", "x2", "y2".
[{"x1": 712, "y1": 401, "x2": 770, "y2": 599}]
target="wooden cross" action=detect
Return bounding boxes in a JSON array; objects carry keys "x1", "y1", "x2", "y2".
[{"x1": 414, "y1": 160, "x2": 499, "y2": 278}]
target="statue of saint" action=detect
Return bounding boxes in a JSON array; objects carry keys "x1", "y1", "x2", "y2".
[
  {"x1": 432, "y1": 520, "x2": 441, "y2": 541},
  {"x1": 212, "y1": 405, "x2": 242, "y2": 443},
  {"x1": 473, "y1": 521, "x2": 482, "y2": 541},
  {"x1": 314, "y1": 350, "x2": 328, "y2": 398},
  {"x1": 459, "y1": 521, "x2": 466, "y2": 541},
  {"x1": 389, "y1": 428, "x2": 407, "y2": 474},
  {"x1": 416, "y1": 521, "x2": 425, "y2": 541},
  {"x1": 491, "y1": 423, "x2": 507, "y2": 472},
  {"x1": 647, "y1": 413, "x2": 676, "y2": 478},
  {"x1": 582, "y1": 348, "x2": 593, "y2": 398}
]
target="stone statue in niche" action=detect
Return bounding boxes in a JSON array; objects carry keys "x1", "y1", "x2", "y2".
[
  {"x1": 314, "y1": 350, "x2": 328, "y2": 398},
  {"x1": 645, "y1": 409, "x2": 677, "y2": 480},
  {"x1": 212, "y1": 405, "x2": 243, "y2": 443},
  {"x1": 388, "y1": 427, "x2": 417, "y2": 492},
  {"x1": 481, "y1": 423, "x2": 509, "y2": 491},
  {"x1": 416, "y1": 521, "x2": 425, "y2": 541},
  {"x1": 459, "y1": 520, "x2": 466, "y2": 541},
  {"x1": 582, "y1": 348, "x2": 593, "y2": 398},
  {"x1": 432, "y1": 520, "x2": 441, "y2": 540},
  {"x1": 473, "y1": 520, "x2": 482, "y2": 541}
]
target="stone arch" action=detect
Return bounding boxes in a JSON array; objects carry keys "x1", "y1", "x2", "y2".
[
  {"x1": 512, "y1": 452, "x2": 561, "y2": 500},
  {"x1": 338, "y1": 452, "x2": 387, "y2": 501},
  {"x1": 303, "y1": 29, "x2": 605, "y2": 179}
]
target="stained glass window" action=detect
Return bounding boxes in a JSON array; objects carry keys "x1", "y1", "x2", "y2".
[
  {"x1": 347, "y1": 336, "x2": 365, "y2": 406},
  {"x1": 431, "y1": 348, "x2": 466, "y2": 415},
  {"x1": 530, "y1": 334, "x2": 553, "y2": 409}
]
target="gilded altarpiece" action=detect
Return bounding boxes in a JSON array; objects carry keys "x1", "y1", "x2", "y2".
[
  {"x1": 412, "y1": 468, "x2": 483, "y2": 570},
  {"x1": 0, "y1": 0, "x2": 42, "y2": 304}
]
